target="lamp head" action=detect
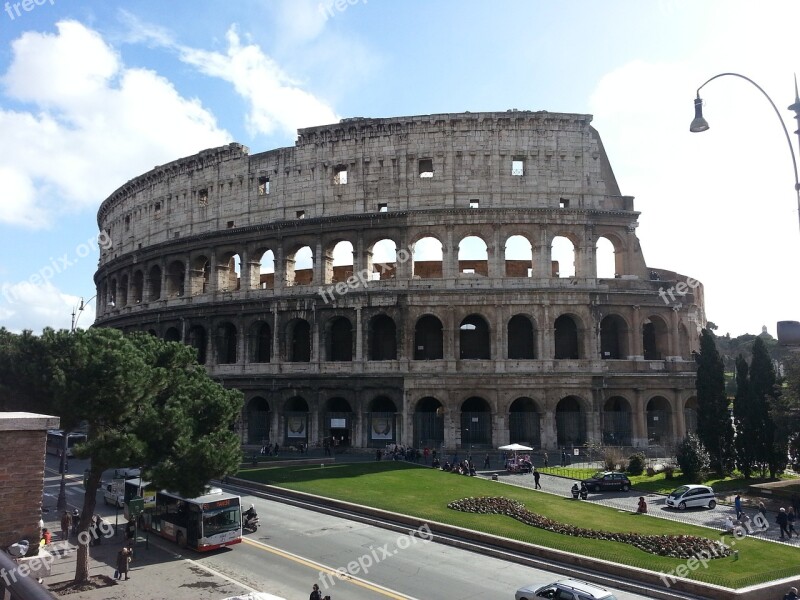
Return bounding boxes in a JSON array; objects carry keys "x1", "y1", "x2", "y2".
[{"x1": 690, "y1": 96, "x2": 709, "y2": 133}]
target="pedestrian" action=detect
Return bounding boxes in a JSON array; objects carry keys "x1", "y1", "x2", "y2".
[
  {"x1": 484, "y1": 453, "x2": 491, "y2": 469},
  {"x1": 116, "y1": 546, "x2": 131, "y2": 580},
  {"x1": 310, "y1": 583, "x2": 322, "y2": 600},
  {"x1": 274, "y1": 442, "x2": 279, "y2": 456},
  {"x1": 789, "y1": 507, "x2": 797, "y2": 538},
  {"x1": 423, "y1": 447, "x2": 430, "y2": 464},
  {"x1": 777, "y1": 507, "x2": 790, "y2": 540},
  {"x1": 758, "y1": 501, "x2": 767, "y2": 518},
  {"x1": 561, "y1": 450, "x2": 567, "y2": 467},
  {"x1": 60, "y1": 510, "x2": 72, "y2": 541},
  {"x1": 543, "y1": 452, "x2": 548, "y2": 468},
  {"x1": 784, "y1": 586, "x2": 799, "y2": 600},
  {"x1": 40, "y1": 528, "x2": 51, "y2": 546},
  {"x1": 533, "y1": 467, "x2": 541, "y2": 489},
  {"x1": 734, "y1": 494, "x2": 742, "y2": 518},
  {"x1": 637, "y1": 496, "x2": 648, "y2": 514}
]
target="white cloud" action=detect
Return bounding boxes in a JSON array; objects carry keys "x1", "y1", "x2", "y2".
[
  {"x1": 177, "y1": 27, "x2": 339, "y2": 137},
  {"x1": 0, "y1": 281, "x2": 93, "y2": 334},
  {"x1": 0, "y1": 20, "x2": 231, "y2": 229}
]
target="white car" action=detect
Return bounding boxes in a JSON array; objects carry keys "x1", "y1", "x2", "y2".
[
  {"x1": 103, "y1": 483, "x2": 124, "y2": 508},
  {"x1": 515, "y1": 578, "x2": 618, "y2": 600},
  {"x1": 113, "y1": 467, "x2": 141, "y2": 479},
  {"x1": 665, "y1": 484, "x2": 717, "y2": 510}
]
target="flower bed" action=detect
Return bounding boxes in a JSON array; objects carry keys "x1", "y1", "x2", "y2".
[{"x1": 448, "y1": 496, "x2": 731, "y2": 559}]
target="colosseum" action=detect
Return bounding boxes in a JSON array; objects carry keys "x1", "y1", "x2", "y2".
[{"x1": 93, "y1": 110, "x2": 704, "y2": 454}]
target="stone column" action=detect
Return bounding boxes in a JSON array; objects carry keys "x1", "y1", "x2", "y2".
[
  {"x1": 355, "y1": 306, "x2": 363, "y2": 364},
  {"x1": 630, "y1": 306, "x2": 643, "y2": 359}
]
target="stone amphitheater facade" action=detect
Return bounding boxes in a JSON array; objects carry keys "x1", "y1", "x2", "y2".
[{"x1": 94, "y1": 111, "x2": 704, "y2": 453}]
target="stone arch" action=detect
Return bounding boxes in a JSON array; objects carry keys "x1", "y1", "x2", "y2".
[
  {"x1": 245, "y1": 396, "x2": 270, "y2": 445},
  {"x1": 163, "y1": 327, "x2": 180, "y2": 343},
  {"x1": 509, "y1": 397, "x2": 540, "y2": 447},
  {"x1": 119, "y1": 274, "x2": 129, "y2": 307},
  {"x1": 254, "y1": 248, "x2": 275, "y2": 289},
  {"x1": 187, "y1": 324, "x2": 207, "y2": 364},
  {"x1": 643, "y1": 314, "x2": 670, "y2": 360},
  {"x1": 369, "y1": 238, "x2": 399, "y2": 280},
  {"x1": 412, "y1": 236, "x2": 443, "y2": 279},
  {"x1": 215, "y1": 322, "x2": 238, "y2": 364},
  {"x1": 459, "y1": 314, "x2": 490, "y2": 359},
  {"x1": 414, "y1": 396, "x2": 444, "y2": 448},
  {"x1": 508, "y1": 314, "x2": 536, "y2": 359},
  {"x1": 217, "y1": 251, "x2": 242, "y2": 292},
  {"x1": 327, "y1": 240, "x2": 354, "y2": 284},
  {"x1": 504, "y1": 234, "x2": 533, "y2": 278},
  {"x1": 647, "y1": 396, "x2": 673, "y2": 445},
  {"x1": 602, "y1": 396, "x2": 632, "y2": 446},
  {"x1": 457, "y1": 235, "x2": 488, "y2": 276},
  {"x1": 147, "y1": 265, "x2": 162, "y2": 301},
  {"x1": 131, "y1": 270, "x2": 144, "y2": 304},
  {"x1": 550, "y1": 235, "x2": 575, "y2": 278},
  {"x1": 324, "y1": 396, "x2": 354, "y2": 447},
  {"x1": 248, "y1": 321, "x2": 271, "y2": 363},
  {"x1": 166, "y1": 260, "x2": 185, "y2": 297},
  {"x1": 325, "y1": 316, "x2": 353, "y2": 362},
  {"x1": 554, "y1": 314, "x2": 581, "y2": 359},
  {"x1": 284, "y1": 396, "x2": 309, "y2": 444},
  {"x1": 286, "y1": 318, "x2": 311, "y2": 362},
  {"x1": 189, "y1": 255, "x2": 211, "y2": 295},
  {"x1": 287, "y1": 245, "x2": 314, "y2": 286},
  {"x1": 556, "y1": 395, "x2": 586, "y2": 447},
  {"x1": 600, "y1": 314, "x2": 630, "y2": 359},
  {"x1": 369, "y1": 314, "x2": 397, "y2": 360},
  {"x1": 461, "y1": 396, "x2": 492, "y2": 448},
  {"x1": 595, "y1": 235, "x2": 618, "y2": 278},
  {"x1": 367, "y1": 395, "x2": 398, "y2": 447},
  {"x1": 414, "y1": 314, "x2": 444, "y2": 360}
]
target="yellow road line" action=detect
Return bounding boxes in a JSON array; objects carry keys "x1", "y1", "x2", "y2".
[{"x1": 241, "y1": 537, "x2": 418, "y2": 599}]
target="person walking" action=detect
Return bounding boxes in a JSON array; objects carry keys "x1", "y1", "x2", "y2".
[
  {"x1": 561, "y1": 450, "x2": 567, "y2": 467},
  {"x1": 116, "y1": 546, "x2": 131, "y2": 580},
  {"x1": 777, "y1": 507, "x2": 791, "y2": 540},
  {"x1": 309, "y1": 583, "x2": 322, "y2": 600},
  {"x1": 60, "y1": 511, "x2": 72, "y2": 541},
  {"x1": 533, "y1": 467, "x2": 541, "y2": 489},
  {"x1": 543, "y1": 452, "x2": 548, "y2": 468},
  {"x1": 483, "y1": 453, "x2": 491, "y2": 469},
  {"x1": 734, "y1": 494, "x2": 742, "y2": 518}
]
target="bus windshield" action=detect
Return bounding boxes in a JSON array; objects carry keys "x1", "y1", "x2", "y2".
[{"x1": 203, "y1": 506, "x2": 241, "y2": 536}]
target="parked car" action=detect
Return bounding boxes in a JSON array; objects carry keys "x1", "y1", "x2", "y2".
[
  {"x1": 666, "y1": 484, "x2": 716, "y2": 510},
  {"x1": 580, "y1": 471, "x2": 632, "y2": 492},
  {"x1": 515, "y1": 578, "x2": 618, "y2": 600},
  {"x1": 103, "y1": 483, "x2": 124, "y2": 508},
  {"x1": 113, "y1": 467, "x2": 141, "y2": 479}
]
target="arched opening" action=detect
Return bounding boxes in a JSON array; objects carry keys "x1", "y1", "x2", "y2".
[
  {"x1": 461, "y1": 396, "x2": 491, "y2": 449},
  {"x1": 164, "y1": 327, "x2": 180, "y2": 343},
  {"x1": 249, "y1": 321, "x2": 271, "y2": 363},
  {"x1": 684, "y1": 397, "x2": 698, "y2": 435},
  {"x1": 458, "y1": 235, "x2": 488, "y2": 276},
  {"x1": 600, "y1": 315, "x2": 629, "y2": 359},
  {"x1": 602, "y1": 396, "x2": 632, "y2": 445},
  {"x1": 414, "y1": 397, "x2": 444, "y2": 448},
  {"x1": 324, "y1": 397, "x2": 353, "y2": 448},
  {"x1": 412, "y1": 236, "x2": 443, "y2": 279},
  {"x1": 504, "y1": 235, "x2": 533, "y2": 278},
  {"x1": 370, "y1": 239, "x2": 398, "y2": 280},
  {"x1": 166, "y1": 261, "x2": 185, "y2": 297},
  {"x1": 148, "y1": 265, "x2": 162, "y2": 301},
  {"x1": 131, "y1": 270, "x2": 144, "y2": 304},
  {"x1": 216, "y1": 322, "x2": 237, "y2": 364},
  {"x1": 329, "y1": 240, "x2": 354, "y2": 284},
  {"x1": 284, "y1": 396, "x2": 309, "y2": 445},
  {"x1": 367, "y1": 396, "x2": 397, "y2": 447},
  {"x1": 187, "y1": 325, "x2": 207, "y2": 364},
  {"x1": 643, "y1": 316, "x2": 669, "y2": 360},
  {"x1": 119, "y1": 274, "x2": 129, "y2": 307},
  {"x1": 246, "y1": 397, "x2": 270, "y2": 445},
  {"x1": 595, "y1": 236, "x2": 617, "y2": 278},
  {"x1": 508, "y1": 314, "x2": 535, "y2": 359},
  {"x1": 287, "y1": 319, "x2": 311, "y2": 362},
  {"x1": 647, "y1": 396, "x2": 673, "y2": 446},
  {"x1": 509, "y1": 397, "x2": 540, "y2": 447},
  {"x1": 369, "y1": 314, "x2": 397, "y2": 360},
  {"x1": 459, "y1": 314, "x2": 490, "y2": 359},
  {"x1": 551, "y1": 236, "x2": 575, "y2": 278},
  {"x1": 257, "y1": 249, "x2": 275, "y2": 289},
  {"x1": 287, "y1": 245, "x2": 314, "y2": 286},
  {"x1": 414, "y1": 315, "x2": 444, "y2": 360},
  {"x1": 218, "y1": 252, "x2": 242, "y2": 292},
  {"x1": 554, "y1": 314, "x2": 580, "y2": 359},
  {"x1": 326, "y1": 317, "x2": 353, "y2": 362},
  {"x1": 556, "y1": 396, "x2": 586, "y2": 447},
  {"x1": 189, "y1": 255, "x2": 211, "y2": 295}
]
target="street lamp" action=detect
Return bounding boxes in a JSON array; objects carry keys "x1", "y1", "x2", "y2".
[
  {"x1": 70, "y1": 295, "x2": 96, "y2": 332},
  {"x1": 689, "y1": 72, "x2": 800, "y2": 234}
]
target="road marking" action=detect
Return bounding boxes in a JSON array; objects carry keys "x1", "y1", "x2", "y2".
[{"x1": 241, "y1": 537, "x2": 419, "y2": 599}]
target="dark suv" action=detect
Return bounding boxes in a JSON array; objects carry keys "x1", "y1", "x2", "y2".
[{"x1": 580, "y1": 471, "x2": 631, "y2": 492}]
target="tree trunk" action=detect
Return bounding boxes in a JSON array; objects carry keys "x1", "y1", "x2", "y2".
[{"x1": 74, "y1": 466, "x2": 103, "y2": 583}]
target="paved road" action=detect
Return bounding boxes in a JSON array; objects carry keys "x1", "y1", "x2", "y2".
[{"x1": 482, "y1": 467, "x2": 800, "y2": 546}]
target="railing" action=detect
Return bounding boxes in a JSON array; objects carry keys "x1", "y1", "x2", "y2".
[{"x1": 0, "y1": 549, "x2": 58, "y2": 600}]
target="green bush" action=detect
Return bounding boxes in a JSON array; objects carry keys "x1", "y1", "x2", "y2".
[
  {"x1": 627, "y1": 452, "x2": 646, "y2": 475},
  {"x1": 676, "y1": 434, "x2": 711, "y2": 483}
]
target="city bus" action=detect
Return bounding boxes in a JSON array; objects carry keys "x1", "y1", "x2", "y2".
[
  {"x1": 141, "y1": 487, "x2": 242, "y2": 551},
  {"x1": 45, "y1": 430, "x2": 88, "y2": 458}
]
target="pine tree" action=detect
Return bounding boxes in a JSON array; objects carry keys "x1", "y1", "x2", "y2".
[
  {"x1": 733, "y1": 354, "x2": 756, "y2": 477},
  {"x1": 749, "y1": 336, "x2": 784, "y2": 477},
  {"x1": 694, "y1": 329, "x2": 735, "y2": 474}
]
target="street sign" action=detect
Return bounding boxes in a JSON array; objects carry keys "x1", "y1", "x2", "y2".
[{"x1": 127, "y1": 497, "x2": 144, "y2": 518}]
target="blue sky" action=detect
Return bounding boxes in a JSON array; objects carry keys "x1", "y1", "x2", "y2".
[{"x1": 0, "y1": 0, "x2": 798, "y2": 337}]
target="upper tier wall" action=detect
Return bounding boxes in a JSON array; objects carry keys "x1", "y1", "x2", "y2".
[{"x1": 97, "y1": 111, "x2": 631, "y2": 266}]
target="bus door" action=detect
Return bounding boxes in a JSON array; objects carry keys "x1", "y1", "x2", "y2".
[{"x1": 187, "y1": 505, "x2": 200, "y2": 548}]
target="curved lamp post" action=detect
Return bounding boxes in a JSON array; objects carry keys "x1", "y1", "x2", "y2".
[
  {"x1": 56, "y1": 295, "x2": 97, "y2": 512},
  {"x1": 690, "y1": 72, "x2": 800, "y2": 233}
]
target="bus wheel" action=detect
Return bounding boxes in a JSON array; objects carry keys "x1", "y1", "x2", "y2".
[{"x1": 176, "y1": 531, "x2": 186, "y2": 548}]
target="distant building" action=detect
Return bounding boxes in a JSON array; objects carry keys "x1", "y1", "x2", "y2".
[{"x1": 93, "y1": 111, "x2": 703, "y2": 450}]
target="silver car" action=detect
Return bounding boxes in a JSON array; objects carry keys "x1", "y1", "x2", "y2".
[
  {"x1": 665, "y1": 484, "x2": 717, "y2": 510},
  {"x1": 515, "y1": 578, "x2": 618, "y2": 600}
]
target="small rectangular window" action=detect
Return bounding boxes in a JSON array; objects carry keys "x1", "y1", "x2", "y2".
[
  {"x1": 559, "y1": 198, "x2": 569, "y2": 208},
  {"x1": 296, "y1": 210, "x2": 305, "y2": 219},
  {"x1": 124, "y1": 215, "x2": 130, "y2": 231},
  {"x1": 154, "y1": 202, "x2": 161, "y2": 218},
  {"x1": 469, "y1": 199, "x2": 479, "y2": 209},
  {"x1": 512, "y1": 159, "x2": 524, "y2": 176},
  {"x1": 378, "y1": 203, "x2": 388, "y2": 213},
  {"x1": 227, "y1": 221, "x2": 235, "y2": 228},
  {"x1": 173, "y1": 232, "x2": 180, "y2": 238},
  {"x1": 419, "y1": 159, "x2": 433, "y2": 178},
  {"x1": 334, "y1": 165, "x2": 348, "y2": 185},
  {"x1": 258, "y1": 176, "x2": 270, "y2": 195},
  {"x1": 198, "y1": 189, "x2": 209, "y2": 206}
]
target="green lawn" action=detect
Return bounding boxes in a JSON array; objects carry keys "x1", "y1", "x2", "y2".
[{"x1": 236, "y1": 462, "x2": 800, "y2": 588}]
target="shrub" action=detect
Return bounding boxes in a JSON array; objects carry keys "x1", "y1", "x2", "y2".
[
  {"x1": 602, "y1": 448, "x2": 624, "y2": 471},
  {"x1": 676, "y1": 434, "x2": 711, "y2": 483},
  {"x1": 627, "y1": 452, "x2": 646, "y2": 476}
]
